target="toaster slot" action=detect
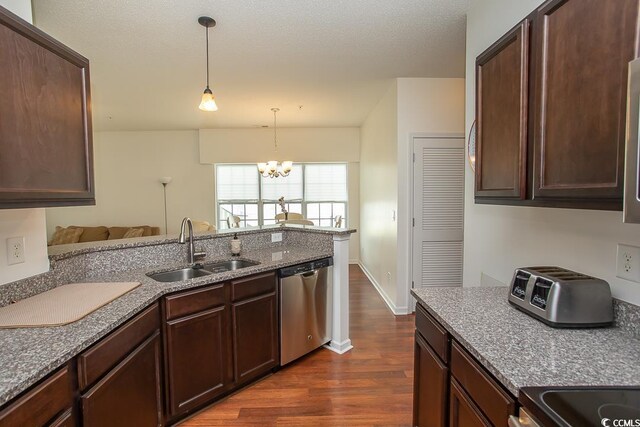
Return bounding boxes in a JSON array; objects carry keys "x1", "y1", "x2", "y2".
[
  {"x1": 530, "y1": 277, "x2": 553, "y2": 310},
  {"x1": 511, "y1": 270, "x2": 530, "y2": 300}
]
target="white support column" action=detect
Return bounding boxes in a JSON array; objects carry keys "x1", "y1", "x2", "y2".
[{"x1": 326, "y1": 233, "x2": 353, "y2": 354}]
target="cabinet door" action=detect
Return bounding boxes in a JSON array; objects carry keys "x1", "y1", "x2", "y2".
[
  {"x1": 0, "y1": 7, "x2": 94, "y2": 209},
  {"x1": 413, "y1": 333, "x2": 448, "y2": 427},
  {"x1": 475, "y1": 20, "x2": 529, "y2": 200},
  {"x1": 165, "y1": 305, "x2": 231, "y2": 417},
  {"x1": 449, "y1": 379, "x2": 491, "y2": 427},
  {"x1": 531, "y1": 0, "x2": 638, "y2": 207},
  {"x1": 81, "y1": 333, "x2": 163, "y2": 427},
  {"x1": 232, "y1": 292, "x2": 278, "y2": 384}
]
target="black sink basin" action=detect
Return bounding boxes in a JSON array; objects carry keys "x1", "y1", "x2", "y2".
[{"x1": 520, "y1": 387, "x2": 640, "y2": 427}]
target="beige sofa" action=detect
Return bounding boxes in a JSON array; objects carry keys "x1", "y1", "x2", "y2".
[{"x1": 48, "y1": 225, "x2": 161, "y2": 246}]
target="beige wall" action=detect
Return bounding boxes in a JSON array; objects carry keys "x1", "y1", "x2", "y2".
[
  {"x1": 359, "y1": 78, "x2": 465, "y2": 313},
  {"x1": 395, "y1": 78, "x2": 466, "y2": 311},
  {"x1": 200, "y1": 127, "x2": 360, "y2": 262},
  {"x1": 46, "y1": 131, "x2": 215, "y2": 236},
  {"x1": 0, "y1": 0, "x2": 51, "y2": 287},
  {"x1": 463, "y1": 0, "x2": 640, "y2": 305},
  {"x1": 360, "y1": 81, "x2": 399, "y2": 304},
  {"x1": 48, "y1": 128, "x2": 361, "y2": 262}
]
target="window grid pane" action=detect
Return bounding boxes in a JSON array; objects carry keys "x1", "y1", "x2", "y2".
[{"x1": 216, "y1": 164, "x2": 347, "y2": 227}]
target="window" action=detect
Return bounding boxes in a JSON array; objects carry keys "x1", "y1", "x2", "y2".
[{"x1": 216, "y1": 163, "x2": 348, "y2": 229}]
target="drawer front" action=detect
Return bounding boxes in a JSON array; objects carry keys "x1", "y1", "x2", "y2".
[
  {"x1": 78, "y1": 303, "x2": 160, "y2": 390},
  {"x1": 49, "y1": 408, "x2": 75, "y2": 427},
  {"x1": 0, "y1": 366, "x2": 73, "y2": 427},
  {"x1": 415, "y1": 303, "x2": 449, "y2": 362},
  {"x1": 450, "y1": 378, "x2": 491, "y2": 427},
  {"x1": 451, "y1": 341, "x2": 515, "y2": 427},
  {"x1": 231, "y1": 272, "x2": 276, "y2": 302},
  {"x1": 165, "y1": 284, "x2": 225, "y2": 320}
]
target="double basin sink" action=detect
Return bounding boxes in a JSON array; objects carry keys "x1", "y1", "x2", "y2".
[{"x1": 147, "y1": 259, "x2": 260, "y2": 283}]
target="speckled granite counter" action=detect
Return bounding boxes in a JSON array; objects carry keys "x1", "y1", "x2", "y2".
[
  {"x1": 411, "y1": 286, "x2": 640, "y2": 397},
  {"x1": 0, "y1": 225, "x2": 355, "y2": 406}
]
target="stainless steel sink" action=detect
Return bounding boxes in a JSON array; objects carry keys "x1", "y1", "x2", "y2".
[
  {"x1": 147, "y1": 267, "x2": 212, "y2": 282},
  {"x1": 201, "y1": 259, "x2": 260, "y2": 273},
  {"x1": 147, "y1": 259, "x2": 260, "y2": 282}
]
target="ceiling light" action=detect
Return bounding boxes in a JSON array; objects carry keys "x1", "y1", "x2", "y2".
[
  {"x1": 258, "y1": 108, "x2": 293, "y2": 178},
  {"x1": 198, "y1": 16, "x2": 218, "y2": 112}
]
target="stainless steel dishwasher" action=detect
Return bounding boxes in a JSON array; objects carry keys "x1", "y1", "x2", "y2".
[{"x1": 279, "y1": 257, "x2": 333, "y2": 365}]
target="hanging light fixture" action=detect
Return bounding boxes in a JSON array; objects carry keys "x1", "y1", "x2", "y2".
[
  {"x1": 258, "y1": 108, "x2": 293, "y2": 178},
  {"x1": 198, "y1": 16, "x2": 218, "y2": 112}
]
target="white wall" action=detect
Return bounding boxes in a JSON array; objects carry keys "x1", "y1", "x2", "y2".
[
  {"x1": 360, "y1": 81, "x2": 399, "y2": 304},
  {"x1": 46, "y1": 131, "x2": 215, "y2": 235},
  {"x1": 200, "y1": 127, "x2": 361, "y2": 262},
  {"x1": 464, "y1": 0, "x2": 640, "y2": 305},
  {"x1": 0, "y1": 0, "x2": 51, "y2": 287},
  {"x1": 396, "y1": 78, "x2": 466, "y2": 312}
]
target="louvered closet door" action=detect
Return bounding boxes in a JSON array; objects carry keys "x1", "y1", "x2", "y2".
[{"x1": 412, "y1": 137, "x2": 465, "y2": 289}]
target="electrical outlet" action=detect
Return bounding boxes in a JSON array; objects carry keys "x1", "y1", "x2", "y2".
[
  {"x1": 271, "y1": 232, "x2": 283, "y2": 243},
  {"x1": 6, "y1": 237, "x2": 25, "y2": 265},
  {"x1": 616, "y1": 244, "x2": 640, "y2": 282}
]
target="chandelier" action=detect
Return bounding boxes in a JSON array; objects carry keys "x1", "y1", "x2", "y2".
[{"x1": 257, "y1": 108, "x2": 293, "y2": 178}]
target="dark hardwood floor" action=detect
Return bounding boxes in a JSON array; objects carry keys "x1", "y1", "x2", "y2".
[{"x1": 181, "y1": 264, "x2": 415, "y2": 426}]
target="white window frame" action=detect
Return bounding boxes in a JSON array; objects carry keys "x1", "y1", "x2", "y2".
[{"x1": 215, "y1": 163, "x2": 349, "y2": 228}]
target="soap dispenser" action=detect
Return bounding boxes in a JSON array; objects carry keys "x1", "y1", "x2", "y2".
[{"x1": 230, "y1": 233, "x2": 242, "y2": 256}]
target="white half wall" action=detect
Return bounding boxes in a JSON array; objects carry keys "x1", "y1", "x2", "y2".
[
  {"x1": 46, "y1": 131, "x2": 215, "y2": 236},
  {"x1": 464, "y1": 0, "x2": 640, "y2": 305}
]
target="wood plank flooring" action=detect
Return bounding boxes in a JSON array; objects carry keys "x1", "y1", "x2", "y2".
[{"x1": 181, "y1": 264, "x2": 415, "y2": 426}]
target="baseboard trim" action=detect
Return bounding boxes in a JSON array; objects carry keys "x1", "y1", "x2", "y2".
[
  {"x1": 349, "y1": 259, "x2": 360, "y2": 265},
  {"x1": 325, "y1": 339, "x2": 353, "y2": 354},
  {"x1": 357, "y1": 262, "x2": 409, "y2": 315}
]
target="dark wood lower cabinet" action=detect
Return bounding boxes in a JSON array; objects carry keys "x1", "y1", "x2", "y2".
[
  {"x1": 450, "y1": 378, "x2": 491, "y2": 427},
  {"x1": 413, "y1": 332, "x2": 448, "y2": 427},
  {"x1": 81, "y1": 332, "x2": 163, "y2": 427},
  {"x1": 413, "y1": 303, "x2": 516, "y2": 427},
  {"x1": 0, "y1": 365, "x2": 74, "y2": 427},
  {"x1": 165, "y1": 305, "x2": 231, "y2": 417},
  {"x1": 232, "y1": 291, "x2": 278, "y2": 384}
]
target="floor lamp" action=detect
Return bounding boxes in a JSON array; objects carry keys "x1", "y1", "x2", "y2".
[{"x1": 160, "y1": 177, "x2": 172, "y2": 234}]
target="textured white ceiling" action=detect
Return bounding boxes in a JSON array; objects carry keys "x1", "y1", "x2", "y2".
[{"x1": 32, "y1": 0, "x2": 467, "y2": 131}]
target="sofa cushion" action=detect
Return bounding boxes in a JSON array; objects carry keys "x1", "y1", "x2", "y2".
[
  {"x1": 69, "y1": 226, "x2": 109, "y2": 243},
  {"x1": 49, "y1": 227, "x2": 84, "y2": 246},
  {"x1": 108, "y1": 225, "x2": 159, "y2": 240},
  {"x1": 122, "y1": 228, "x2": 145, "y2": 239}
]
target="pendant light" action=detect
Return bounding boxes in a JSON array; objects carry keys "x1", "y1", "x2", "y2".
[
  {"x1": 258, "y1": 108, "x2": 293, "y2": 178},
  {"x1": 198, "y1": 16, "x2": 218, "y2": 112}
]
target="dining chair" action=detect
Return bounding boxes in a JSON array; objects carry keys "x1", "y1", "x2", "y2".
[{"x1": 226, "y1": 216, "x2": 241, "y2": 228}]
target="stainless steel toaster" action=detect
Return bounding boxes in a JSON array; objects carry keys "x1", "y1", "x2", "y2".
[{"x1": 508, "y1": 266, "x2": 613, "y2": 327}]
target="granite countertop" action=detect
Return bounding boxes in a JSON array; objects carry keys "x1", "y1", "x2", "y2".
[
  {"x1": 47, "y1": 224, "x2": 355, "y2": 261},
  {"x1": 411, "y1": 286, "x2": 640, "y2": 397},
  {"x1": 0, "y1": 245, "x2": 331, "y2": 406}
]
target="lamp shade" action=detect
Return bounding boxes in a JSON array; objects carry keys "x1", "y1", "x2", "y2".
[{"x1": 199, "y1": 90, "x2": 218, "y2": 111}]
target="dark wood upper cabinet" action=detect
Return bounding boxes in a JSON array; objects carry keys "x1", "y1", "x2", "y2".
[
  {"x1": 0, "y1": 5, "x2": 94, "y2": 209},
  {"x1": 475, "y1": 19, "x2": 529, "y2": 200},
  {"x1": 475, "y1": 0, "x2": 640, "y2": 210},
  {"x1": 531, "y1": 0, "x2": 638, "y2": 207}
]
